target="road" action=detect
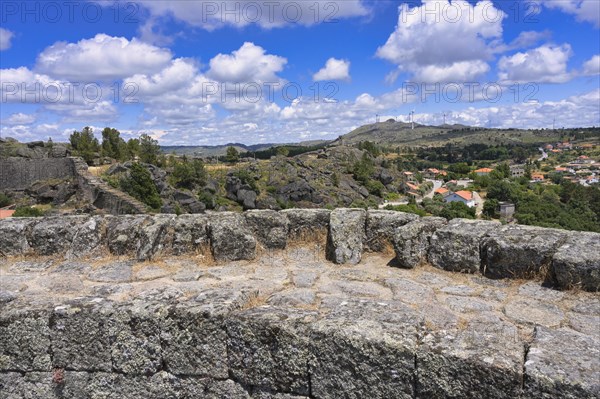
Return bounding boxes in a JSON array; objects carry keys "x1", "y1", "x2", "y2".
[
  {"x1": 424, "y1": 179, "x2": 443, "y2": 199},
  {"x1": 378, "y1": 179, "x2": 443, "y2": 208},
  {"x1": 473, "y1": 191, "x2": 484, "y2": 217},
  {"x1": 538, "y1": 148, "x2": 548, "y2": 162}
]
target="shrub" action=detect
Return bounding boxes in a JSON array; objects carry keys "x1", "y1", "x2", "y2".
[
  {"x1": 120, "y1": 163, "x2": 162, "y2": 210},
  {"x1": 0, "y1": 193, "x2": 11, "y2": 207},
  {"x1": 13, "y1": 207, "x2": 45, "y2": 217}
]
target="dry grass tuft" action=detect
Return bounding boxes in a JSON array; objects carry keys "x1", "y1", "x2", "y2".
[{"x1": 239, "y1": 294, "x2": 269, "y2": 310}]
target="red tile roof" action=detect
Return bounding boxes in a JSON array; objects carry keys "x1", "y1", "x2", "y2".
[
  {"x1": 0, "y1": 210, "x2": 15, "y2": 218},
  {"x1": 454, "y1": 191, "x2": 473, "y2": 201}
]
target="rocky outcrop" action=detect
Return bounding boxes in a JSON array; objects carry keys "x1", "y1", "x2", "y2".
[{"x1": 326, "y1": 209, "x2": 366, "y2": 265}]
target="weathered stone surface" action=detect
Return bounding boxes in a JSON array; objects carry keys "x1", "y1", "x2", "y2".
[
  {"x1": 291, "y1": 270, "x2": 319, "y2": 288},
  {"x1": 106, "y1": 215, "x2": 148, "y2": 256},
  {"x1": 87, "y1": 261, "x2": 133, "y2": 283},
  {"x1": 0, "y1": 290, "x2": 17, "y2": 304},
  {"x1": 0, "y1": 217, "x2": 36, "y2": 256},
  {"x1": 209, "y1": 212, "x2": 257, "y2": 261},
  {"x1": 281, "y1": 209, "x2": 330, "y2": 238},
  {"x1": 393, "y1": 217, "x2": 447, "y2": 268},
  {"x1": 9, "y1": 259, "x2": 54, "y2": 272},
  {"x1": 51, "y1": 302, "x2": 114, "y2": 372},
  {"x1": 0, "y1": 372, "x2": 54, "y2": 399},
  {"x1": 268, "y1": 289, "x2": 316, "y2": 307},
  {"x1": 171, "y1": 214, "x2": 209, "y2": 255},
  {"x1": 445, "y1": 295, "x2": 494, "y2": 313},
  {"x1": 552, "y1": 231, "x2": 600, "y2": 291},
  {"x1": 29, "y1": 216, "x2": 88, "y2": 256},
  {"x1": 310, "y1": 299, "x2": 419, "y2": 399},
  {"x1": 133, "y1": 265, "x2": 172, "y2": 281},
  {"x1": 0, "y1": 309, "x2": 51, "y2": 371},
  {"x1": 65, "y1": 216, "x2": 104, "y2": 260},
  {"x1": 365, "y1": 210, "x2": 419, "y2": 252},
  {"x1": 161, "y1": 303, "x2": 229, "y2": 379},
  {"x1": 136, "y1": 215, "x2": 174, "y2": 261},
  {"x1": 525, "y1": 326, "x2": 600, "y2": 398},
  {"x1": 108, "y1": 305, "x2": 165, "y2": 376},
  {"x1": 245, "y1": 210, "x2": 289, "y2": 249},
  {"x1": 326, "y1": 208, "x2": 366, "y2": 265},
  {"x1": 482, "y1": 225, "x2": 567, "y2": 279},
  {"x1": 429, "y1": 219, "x2": 500, "y2": 273},
  {"x1": 504, "y1": 299, "x2": 565, "y2": 328},
  {"x1": 418, "y1": 314, "x2": 524, "y2": 399},
  {"x1": 227, "y1": 307, "x2": 316, "y2": 396},
  {"x1": 384, "y1": 278, "x2": 436, "y2": 305}
]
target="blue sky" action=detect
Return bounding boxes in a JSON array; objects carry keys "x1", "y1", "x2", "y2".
[{"x1": 1, "y1": 0, "x2": 599, "y2": 145}]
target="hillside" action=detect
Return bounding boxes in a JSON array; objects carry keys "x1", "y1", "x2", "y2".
[{"x1": 335, "y1": 121, "x2": 590, "y2": 147}]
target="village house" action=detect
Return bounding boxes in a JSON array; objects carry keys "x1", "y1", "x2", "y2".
[
  {"x1": 402, "y1": 171, "x2": 416, "y2": 181},
  {"x1": 422, "y1": 168, "x2": 446, "y2": 179},
  {"x1": 531, "y1": 173, "x2": 545, "y2": 182},
  {"x1": 510, "y1": 164, "x2": 526, "y2": 178},
  {"x1": 434, "y1": 187, "x2": 450, "y2": 197},
  {"x1": 444, "y1": 190, "x2": 476, "y2": 208},
  {"x1": 474, "y1": 167, "x2": 493, "y2": 176},
  {"x1": 499, "y1": 202, "x2": 516, "y2": 221}
]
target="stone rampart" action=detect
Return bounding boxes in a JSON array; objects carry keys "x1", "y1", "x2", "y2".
[
  {"x1": 0, "y1": 209, "x2": 597, "y2": 291},
  {"x1": 1, "y1": 209, "x2": 599, "y2": 398}
]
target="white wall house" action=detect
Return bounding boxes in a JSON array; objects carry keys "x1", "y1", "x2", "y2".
[{"x1": 444, "y1": 191, "x2": 476, "y2": 208}]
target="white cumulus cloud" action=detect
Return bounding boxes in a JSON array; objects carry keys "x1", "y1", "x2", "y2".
[
  {"x1": 135, "y1": 1, "x2": 370, "y2": 30},
  {"x1": 0, "y1": 28, "x2": 14, "y2": 51},
  {"x1": 206, "y1": 42, "x2": 287, "y2": 83},
  {"x1": 4, "y1": 113, "x2": 36, "y2": 125},
  {"x1": 583, "y1": 55, "x2": 600, "y2": 76},
  {"x1": 377, "y1": 0, "x2": 505, "y2": 84},
  {"x1": 35, "y1": 34, "x2": 173, "y2": 81},
  {"x1": 313, "y1": 58, "x2": 351, "y2": 82},
  {"x1": 540, "y1": 0, "x2": 600, "y2": 27},
  {"x1": 498, "y1": 44, "x2": 573, "y2": 83}
]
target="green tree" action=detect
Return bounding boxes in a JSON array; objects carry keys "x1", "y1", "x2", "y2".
[
  {"x1": 139, "y1": 134, "x2": 161, "y2": 165},
  {"x1": 171, "y1": 158, "x2": 207, "y2": 189},
  {"x1": 276, "y1": 146, "x2": 290, "y2": 157},
  {"x1": 69, "y1": 127, "x2": 100, "y2": 164},
  {"x1": 120, "y1": 163, "x2": 162, "y2": 210},
  {"x1": 226, "y1": 146, "x2": 240, "y2": 163},
  {"x1": 483, "y1": 198, "x2": 499, "y2": 218},
  {"x1": 101, "y1": 127, "x2": 127, "y2": 160},
  {"x1": 126, "y1": 138, "x2": 140, "y2": 160},
  {"x1": 353, "y1": 153, "x2": 375, "y2": 183}
]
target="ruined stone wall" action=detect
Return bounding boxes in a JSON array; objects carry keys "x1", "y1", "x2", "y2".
[
  {"x1": 0, "y1": 209, "x2": 597, "y2": 291},
  {"x1": 0, "y1": 156, "x2": 146, "y2": 215},
  {"x1": 0, "y1": 157, "x2": 76, "y2": 190},
  {"x1": 70, "y1": 158, "x2": 146, "y2": 215}
]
